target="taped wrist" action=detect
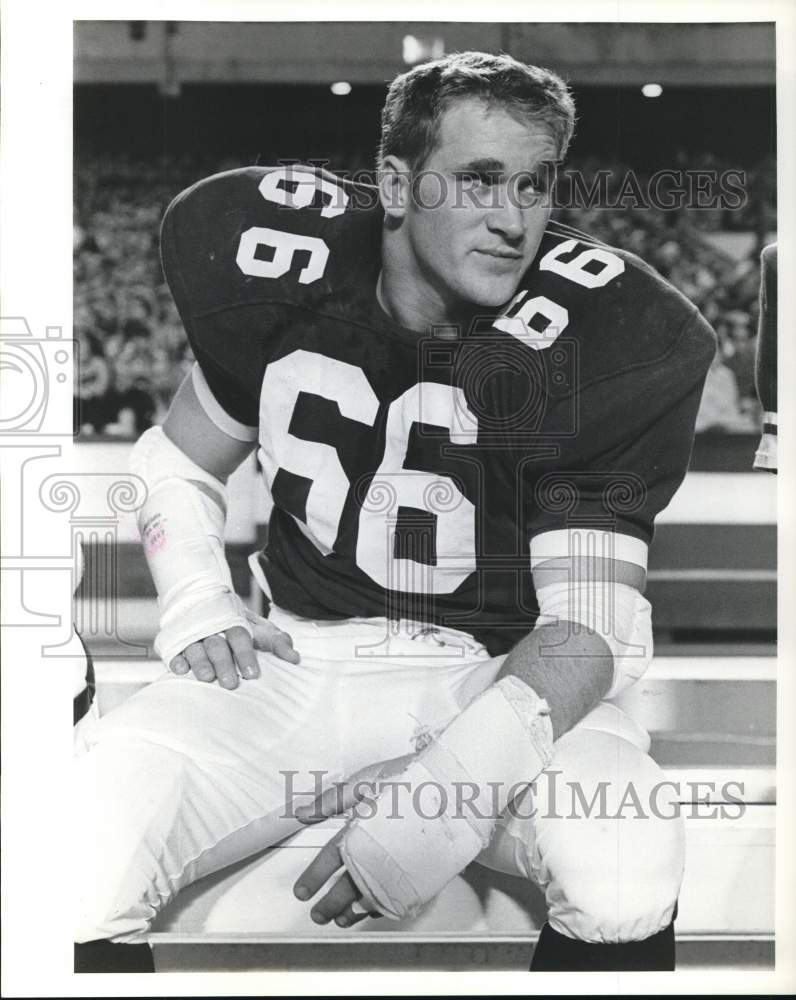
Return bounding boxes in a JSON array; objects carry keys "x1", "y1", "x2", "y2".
[
  {"x1": 340, "y1": 676, "x2": 553, "y2": 920},
  {"x1": 534, "y1": 579, "x2": 653, "y2": 700},
  {"x1": 129, "y1": 426, "x2": 252, "y2": 665}
]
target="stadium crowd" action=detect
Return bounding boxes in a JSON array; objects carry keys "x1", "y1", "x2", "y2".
[{"x1": 74, "y1": 151, "x2": 774, "y2": 437}]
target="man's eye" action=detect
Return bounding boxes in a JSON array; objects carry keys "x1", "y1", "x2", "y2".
[
  {"x1": 514, "y1": 172, "x2": 554, "y2": 204},
  {"x1": 520, "y1": 173, "x2": 544, "y2": 193},
  {"x1": 525, "y1": 168, "x2": 557, "y2": 195},
  {"x1": 457, "y1": 172, "x2": 496, "y2": 186}
]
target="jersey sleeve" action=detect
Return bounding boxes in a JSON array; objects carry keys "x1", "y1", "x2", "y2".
[
  {"x1": 160, "y1": 177, "x2": 261, "y2": 430},
  {"x1": 159, "y1": 165, "x2": 376, "y2": 435},
  {"x1": 525, "y1": 309, "x2": 717, "y2": 546}
]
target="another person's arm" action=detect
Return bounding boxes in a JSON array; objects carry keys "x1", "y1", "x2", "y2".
[{"x1": 754, "y1": 243, "x2": 777, "y2": 472}]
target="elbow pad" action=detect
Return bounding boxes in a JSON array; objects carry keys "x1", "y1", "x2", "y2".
[
  {"x1": 535, "y1": 579, "x2": 653, "y2": 700},
  {"x1": 129, "y1": 426, "x2": 252, "y2": 666}
]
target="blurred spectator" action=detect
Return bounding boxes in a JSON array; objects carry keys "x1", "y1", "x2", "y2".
[
  {"x1": 106, "y1": 333, "x2": 159, "y2": 436},
  {"x1": 721, "y1": 311, "x2": 758, "y2": 401},
  {"x1": 695, "y1": 352, "x2": 758, "y2": 434},
  {"x1": 74, "y1": 331, "x2": 112, "y2": 435}
]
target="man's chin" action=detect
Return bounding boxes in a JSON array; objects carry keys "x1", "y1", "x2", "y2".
[{"x1": 466, "y1": 280, "x2": 524, "y2": 312}]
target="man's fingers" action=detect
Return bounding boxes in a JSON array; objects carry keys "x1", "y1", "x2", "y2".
[
  {"x1": 202, "y1": 634, "x2": 239, "y2": 689},
  {"x1": 296, "y1": 757, "x2": 413, "y2": 824},
  {"x1": 272, "y1": 631, "x2": 301, "y2": 664},
  {"x1": 183, "y1": 642, "x2": 216, "y2": 682},
  {"x1": 295, "y1": 779, "x2": 362, "y2": 824},
  {"x1": 180, "y1": 628, "x2": 266, "y2": 688},
  {"x1": 334, "y1": 900, "x2": 379, "y2": 928},
  {"x1": 251, "y1": 620, "x2": 301, "y2": 663},
  {"x1": 224, "y1": 626, "x2": 260, "y2": 679},
  {"x1": 309, "y1": 870, "x2": 361, "y2": 926},
  {"x1": 293, "y1": 831, "x2": 345, "y2": 901},
  {"x1": 170, "y1": 653, "x2": 190, "y2": 675}
]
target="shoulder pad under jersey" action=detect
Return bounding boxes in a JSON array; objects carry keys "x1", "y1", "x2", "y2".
[{"x1": 160, "y1": 165, "x2": 383, "y2": 330}]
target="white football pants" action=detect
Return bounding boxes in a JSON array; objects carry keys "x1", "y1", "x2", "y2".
[{"x1": 74, "y1": 607, "x2": 684, "y2": 945}]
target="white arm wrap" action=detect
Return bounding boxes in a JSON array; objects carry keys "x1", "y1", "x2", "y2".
[
  {"x1": 129, "y1": 426, "x2": 252, "y2": 666},
  {"x1": 534, "y1": 579, "x2": 653, "y2": 700},
  {"x1": 530, "y1": 530, "x2": 653, "y2": 699},
  {"x1": 340, "y1": 677, "x2": 553, "y2": 920}
]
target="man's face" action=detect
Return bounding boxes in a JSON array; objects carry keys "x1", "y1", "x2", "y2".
[{"x1": 399, "y1": 98, "x2": 559, "y2": 321}]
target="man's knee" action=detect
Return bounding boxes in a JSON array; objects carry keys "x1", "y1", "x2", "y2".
[
  {"x1": 75, "y1": 737, "x2": 193, "y2": 943},
  {"x1": 538, "y1": 738, "x2": 685, "y2": 943},
  {"x1": 545, "y1": 815, "x2": 684, "y2": 942}
]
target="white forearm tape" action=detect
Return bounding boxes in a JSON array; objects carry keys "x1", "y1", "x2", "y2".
[
  {"x1": 534, "y1": 579, "x2": 653, "y2": 700},
  {"x1": 129, "y1": 426, "x2": 251, "y2": 666},
  {"x1": 340, "y1": 676, "x2": 553, "y2": 920},
  {"x1": 528, "y1": 530, "x2": 652, "y2": 699}
]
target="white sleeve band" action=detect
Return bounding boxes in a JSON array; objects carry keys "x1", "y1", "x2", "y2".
[
  {"x1": 129, "y1": 426, "x2": 252, "y2": 666},
  {"x1": 530, "y1": 529, "x2": 648, "y2": 571},
  {"x1": 191, "y1": 363, "x2": 258, "y2": 443},
  {"x1": 534, "y1": 579, "x2": 653, "y2": 700},
  {"x1": 340, "y1": 677, "x2": 553, "y2": 921}
]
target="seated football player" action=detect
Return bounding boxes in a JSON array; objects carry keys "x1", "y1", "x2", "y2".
[
  {"x1": 74, "y1": 52, "x2": 715, "y2": 973},
  {"x1": 754, "y1": 243, "x2": 777, "y2": 472}
]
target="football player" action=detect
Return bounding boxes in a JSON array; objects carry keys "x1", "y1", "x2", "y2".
[{"x1": 74, "y1": 52, "x2": 715, "y2": 973}]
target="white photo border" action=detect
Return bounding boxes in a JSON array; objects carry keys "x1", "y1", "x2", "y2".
[{"x1": 1, "y1": 0, "x2": 793, "y2": 995}]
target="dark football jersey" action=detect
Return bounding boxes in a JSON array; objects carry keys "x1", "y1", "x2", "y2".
[{"x1": 161, "y1": 165, "x2": 716, "y2": 654}]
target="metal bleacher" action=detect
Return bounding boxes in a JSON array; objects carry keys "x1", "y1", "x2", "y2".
[{"x1": 77, "y1": 434, "x2": 776, "y2": 970}]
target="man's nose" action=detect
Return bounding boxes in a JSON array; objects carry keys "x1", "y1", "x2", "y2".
[{"x1": 486, "y1": 190, "x2": 525, "y2": 241}]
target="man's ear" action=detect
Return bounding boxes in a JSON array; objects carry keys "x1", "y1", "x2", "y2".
[{"x1": 378, "y1": 155, "x2": 411, "y2": 220}]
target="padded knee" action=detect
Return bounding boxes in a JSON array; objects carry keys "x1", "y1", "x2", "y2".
[{"x1": 538, "y1": 732, "x2": 685, "y2": 943}]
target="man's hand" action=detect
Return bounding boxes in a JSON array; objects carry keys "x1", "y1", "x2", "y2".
[
  {"x1": 169, "y1": 609, "x2": 300, "y2": 689},
  {"x1": 292, "y1": 754, "x2": 414, "y2": 927}
]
